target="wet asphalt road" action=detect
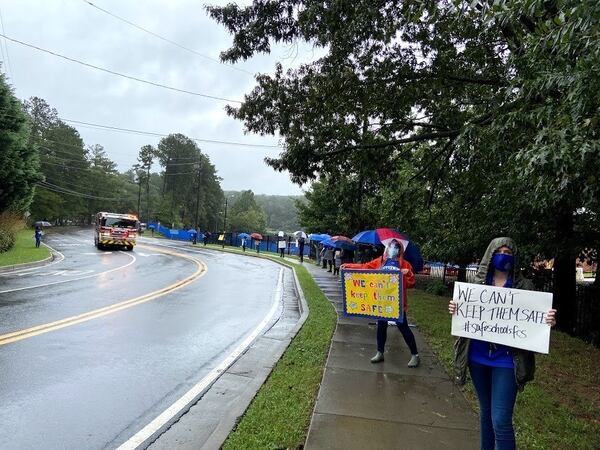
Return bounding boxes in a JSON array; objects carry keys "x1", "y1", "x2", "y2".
[{"x1": 0, "y1": 229, "x2": 282, "y2": 450}]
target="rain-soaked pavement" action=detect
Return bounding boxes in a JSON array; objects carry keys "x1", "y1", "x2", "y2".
[{"x1": 0, "y1": 229, "x2": 292, "y2": 450}]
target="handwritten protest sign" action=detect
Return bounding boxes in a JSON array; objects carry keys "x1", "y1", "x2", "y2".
[
  {"x1": 342, "y1": 269, "x2": 403, "y2": 321},
  {"x1": 451, "y1": 282, "x2": 553, "y2": 353}
]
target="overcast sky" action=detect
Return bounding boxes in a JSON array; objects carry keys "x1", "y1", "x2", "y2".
[{"x1": 0, "y1": 0, "x2": 319, "y2": 195}]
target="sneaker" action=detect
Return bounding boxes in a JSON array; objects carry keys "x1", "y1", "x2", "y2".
[
  {"x1": 370, "y1": 352, "x2": 384, "y2": 363},
  {"x1": 408, "y1": 354, "x2": 420, "y2": 368}
]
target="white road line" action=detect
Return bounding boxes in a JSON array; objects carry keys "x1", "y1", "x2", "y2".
[
  {"x1": 0, "y1": 252, "x2": 136, "y2": 294},
  {"x1": 117, "y1": 267, "x2": 285, "y2": 450},
  {"x1": 0, "y1": 242, "x2": 65, "y2": 275}
]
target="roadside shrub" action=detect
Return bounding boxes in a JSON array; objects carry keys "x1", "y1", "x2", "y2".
[
  {"x1": 0, "y1": 211, "x2": 24, "y2": 253},
  {"x1": 426, "y1": 279, "x2": 450, "y2": 296},
  {"x1": 415, "y1": 274, "x2": 452, "y2": 297},
  {"x1": 0, "y1": 228, "x2": 15, "y2": 252}
]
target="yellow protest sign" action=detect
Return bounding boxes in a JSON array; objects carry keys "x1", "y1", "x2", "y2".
[
  {"x1": 218, "y1": 234, "x2": 225, "y2": 241},
  {"x1": 342, "y1": 269, "x2": 403, "y2": 320}
]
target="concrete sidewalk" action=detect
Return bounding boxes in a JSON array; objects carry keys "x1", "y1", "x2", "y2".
[{"x1": 304, "y1": 263, "x2": 479, "y2": 450}]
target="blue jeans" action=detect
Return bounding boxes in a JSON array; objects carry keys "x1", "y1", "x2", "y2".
[
  {"x1": 376, "y1": 316, "x2": 418, "y2": 355},
  {"x1": 469, "y1": 362, "x2": 518, "y2": 450}
]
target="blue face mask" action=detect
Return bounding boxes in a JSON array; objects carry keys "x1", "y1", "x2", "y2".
[
  {"x1": 387, "y1": 246, "x2": 399, "y2": 259},
  {"x1": 492, "y1": 253, "x2": 514, "y2": 272}
]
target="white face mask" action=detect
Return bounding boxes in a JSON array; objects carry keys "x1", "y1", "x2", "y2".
[{"x1": 388, "y1": 246, "x2": 399, "y2": 259}]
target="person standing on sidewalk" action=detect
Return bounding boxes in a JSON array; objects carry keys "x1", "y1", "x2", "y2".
[
  {"x1": 342, "y1": 239, "x2": 419, "y2": 367},
  {"x1": 333, "y1": 249, "x2": 342, "y2": 276},
  {"x1": 323, "y1": 246, "x2": 334, "y2": 272},
  {"x1": 449, "y1": 237, "x2": 557, "y2": 450},
  {"x1": 298, "y1": 236, "x2": 305, "y2": 262}
]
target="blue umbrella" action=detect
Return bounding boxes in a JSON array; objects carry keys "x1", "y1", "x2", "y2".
[
  {"x1": 238, "y1": 232, "x2": 251, "y2": 239},
  {"x1": 351, "y1": 230, "x2": 379, "y2": 245},
  {"x1": 321, "y1": 237, "x2": 357, "y2": 251},
  {"x1": 187, "y1": 229, "x2": 197, "y2": 234},
  {"x1": 308, "y1": 233, "x2": 331, "y2": 242}
]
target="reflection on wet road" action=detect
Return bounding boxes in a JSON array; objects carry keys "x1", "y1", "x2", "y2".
[{"x1": 0, "y1": 229, "x2": 284, "y2": 450}]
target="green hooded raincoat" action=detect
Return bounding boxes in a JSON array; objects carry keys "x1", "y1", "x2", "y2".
[{"x1": 453, "y1": 237, "x2": 537, "y2": 391}]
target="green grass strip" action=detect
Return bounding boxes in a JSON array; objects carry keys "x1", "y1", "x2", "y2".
[
  {"x1": 409, "y1": 289, "x2": 600, "y2": 450},
  {"x1": 0, "y1": 229, "x2": 50, "y2": 267},
  {"x1": 187, "y1": 242, "x2": 336, "y2": 449}
]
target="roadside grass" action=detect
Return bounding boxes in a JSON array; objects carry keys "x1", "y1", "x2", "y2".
[
  {"x1": 409, "y1": 289, "x2": 600, "y2": 450},
  {"x1": 187, "y1": 242, "x2": 336, "y2": 449},
  {"x1": 0, "y1": 229, "x2": 50, "y2": 267}
]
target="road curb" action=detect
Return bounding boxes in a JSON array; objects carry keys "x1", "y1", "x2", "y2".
[
  {"x1": 0, "y1": 242, "x2": 62, "y2": 273},
  {"x1": 134, "y1": 241, "x2": 311, "y2": 450}
]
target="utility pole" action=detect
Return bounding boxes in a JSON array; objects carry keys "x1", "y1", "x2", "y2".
[
  {"x1": 135, "y1": 166, "x2": 142, "y2": 220},
  {"x1": 146, "y1": 165, "x2": 150, "y2": 224},
  {"x1": 194, "y1": 161, "x2": 202, "y2": 229},
  {"x1": 222, "y1": 197, "x2": 228, "y2": 248}
]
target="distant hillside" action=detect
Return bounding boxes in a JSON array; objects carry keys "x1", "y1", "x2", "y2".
[{"x1": 255, "y1": 194, "x2": 304, "y2": 232}]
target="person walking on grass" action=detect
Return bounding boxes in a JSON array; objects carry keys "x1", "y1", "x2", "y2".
[
  {"x1": 342, "y1": 239, "x2": 420, "y2": 368},
  {"x1": 449, "y1": 237, "x2": 557, "y2": 450}
]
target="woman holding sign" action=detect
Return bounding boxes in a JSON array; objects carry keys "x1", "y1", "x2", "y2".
[
  {"x1": 342, "y1": 239, "x2": 419, "y2": 367},
  {"x1": 449, "y1": 237, "x2": 556, "y2": 450}
]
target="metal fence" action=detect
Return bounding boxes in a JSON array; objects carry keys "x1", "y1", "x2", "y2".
[
  {"x1": 419, "y1": 264, "x2": 599, "y2": 347},
  {"x1": 147, "y1": 223, "x2": 310, "y2": 256}
]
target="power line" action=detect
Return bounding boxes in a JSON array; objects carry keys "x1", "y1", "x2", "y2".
[
  {"x1": 40, "y1": 159, "x2": 197, "y2": 176},
  {"x1": 62, "y1": 118, "x2": 280, "y2": 148},
  {"x1": 44, "y1": 177, "x2": 132, "y2": 196},
  {"x1": 0, "y1": 7, "x2": 13, "y2": 80},
  {"x1": 0, "y1": 33, "x2": 242, "y2": 103},
  {"x1": 81, "y1": 0, "x2": 253, "y2": 76},
  {"x1": 0, "y1": 109, "x2": 280, "y2": 149},
  {"x1": 37, "y1": 181, "x2": 121, "y2": 201}
]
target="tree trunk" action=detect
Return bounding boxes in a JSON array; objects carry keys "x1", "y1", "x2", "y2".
[{"x1": 553, "y1": 207, "x2": 577, "y2": 334}]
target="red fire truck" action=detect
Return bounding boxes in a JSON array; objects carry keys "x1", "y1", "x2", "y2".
[{"x1": 94, "y1": 212, "x2": 139, "y2": 251}]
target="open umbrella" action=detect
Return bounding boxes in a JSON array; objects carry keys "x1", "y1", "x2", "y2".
[
  {"x1": 308, "y1": 233, "x2": 330, "y2": 242},
  {"x1": 351, "y1": 230, "x2": 379, "y2": 245},
  {"x1": 321, "y1": 236, "x2": 357, "y2": 251},
  {"x1": 250, "y1": 232, "x2": 263, "y2": 240},
  {"x1": 187, "y1": 229, "x2": 197, "y2": 234},
  {"x1": 238, "y1": 232, "x2": 251, "y2": 239},
  {"x1": 330, "y1": 235, "x2": 353, "y2": 242},
  {"x1": 293, "y1": 231, "x2": 308, "y2": 239},
  {"x1": 375, "y1": 228, "x2": 409, "y2": 249},
  {"x1": 277, "y1": 230, "x2": 285, "y2": 237},
  {"x1": 352, "y1": 228, "x2": 423, "y2": 272},
  {"x1": 34, "y1": 221, "x2": 52, "y2": 227}
]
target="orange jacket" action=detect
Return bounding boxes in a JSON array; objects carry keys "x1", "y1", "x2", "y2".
[{"x1": 343, "y1": 257, "x2": 415, "y2": 310}]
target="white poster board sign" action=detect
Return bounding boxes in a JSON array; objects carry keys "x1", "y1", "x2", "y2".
[{"x1": 451, "y1": 282, "x2": 553, "y2": 354}]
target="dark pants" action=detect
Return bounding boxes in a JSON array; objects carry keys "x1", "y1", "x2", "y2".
[
  {"x1": 322, "y1": 258, "x2": 327, "y2": 268},
  {"x1": 469, "y1": 362, "x2": 518, "y2": 450},
  {"x1": 299, "y1": 246, "x2": 304, "y2": 262},
  {"x1": 35, "y1": 237, "x2": 41, "y2": 248},
  {"x1": 279, "y1": 248, "x2": 285, "y2": 257},
  {"x1": 376, "y1": 316, "x2": 418, "y2": 355}
]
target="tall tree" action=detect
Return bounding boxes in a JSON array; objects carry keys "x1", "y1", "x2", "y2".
[
  {"x1": 208, "y1": 0, "x2": 600, "y2": 332},
  {"x1": 228, "y1": 190, "x2": 267, "y2": 232},
  {"x1": 155, "y1": 134, "x2": 223, "y2": 229},
  {"x1": 0, "y1": 75, "x2": 40, "y2": 213}
]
